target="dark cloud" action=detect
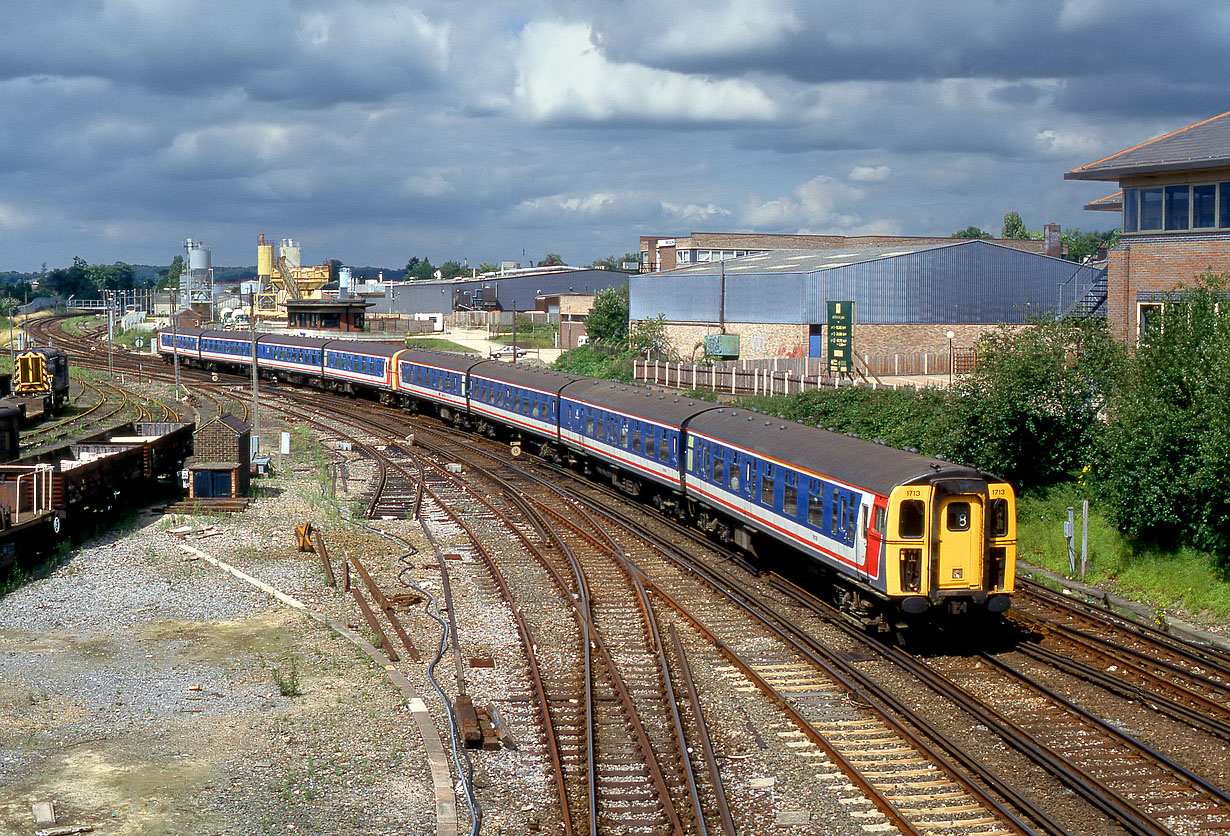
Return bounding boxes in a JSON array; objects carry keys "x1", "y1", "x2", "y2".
[{"x1": 1, "y1": 1, "x2": 1226, "y2": 271}]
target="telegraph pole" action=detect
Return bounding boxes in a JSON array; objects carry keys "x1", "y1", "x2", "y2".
[
  {"x1": 171, "y1": 288, "x2": 180, "y2": 398},
  {"x1": 250, "y1": 290, "x2": 260, "y2": 458}
]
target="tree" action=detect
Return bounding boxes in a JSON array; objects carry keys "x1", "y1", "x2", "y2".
[
  {"x1": 477, "y1": 262, "x2": 500, "y2": 274},
  {"x1": 591, "y1": 252, "x2": 641, "y2": 271},
  {"x1": 953, "y1": 226, "x2": 993, "y2": 239},
  {"x1": 947, "y1": 316, "x2": 1125, "y2": 489},
  {"x1": 585, "y1": 284, "x2": 629, "y2": 347},
  {"x1": 1002, "y1": 211, "x2": 1027, "y2": 239},
  {"x1": 407, "y1": 258, "x2": 436, "y2": 281},
  {"x1": 1062, "y1": 228, "x2": 1120, "y2": 263},
  {"x1": 439, "y1": 260, "x2": 467, "y2": 279},
  {"x1": 630, "y1": 314, "x2": 672, "y2": 358},
  {"x1": 157, "y1": 255, "x2": 183, "y2": 291},
  {"x1": 45, "y1": 257, "x2": 98, "y2": 298},
  {"x1": 537, "y1": 253, "x2": 565, "y2": 267},
  {"x1": 1092, "y1": 272, "x2": 1230, "y2": 564}
]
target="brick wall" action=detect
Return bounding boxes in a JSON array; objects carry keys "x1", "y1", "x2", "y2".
[
  {"x1": 657, "y1": 321, "x2": 1010, "y2": 363},
  {"x1": 195, "y1": 422, "x2": 246, "y2": 465},
  {"x1": 1106, "y1": 234, "x2": 1230, "y2": 342}
]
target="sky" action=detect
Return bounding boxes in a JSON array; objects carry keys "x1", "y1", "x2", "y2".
[{"x1": 1, "y1": 0, "x2": 1228, "y2": 273}]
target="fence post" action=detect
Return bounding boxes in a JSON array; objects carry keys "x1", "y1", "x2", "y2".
[{"x1": 924, "y1": 354, "x2": 929, "y2": 375}]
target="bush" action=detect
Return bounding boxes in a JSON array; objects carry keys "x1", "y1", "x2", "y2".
[
  {"x1": 1091, "y1": 273, "x2": 1230, "y2": 567},
  {"x1": 551, "y1": 343, "x2": 634, "y2": 381},
  {"x1": 946, "y1": 317, "x2": 1124, "y2": 489}
]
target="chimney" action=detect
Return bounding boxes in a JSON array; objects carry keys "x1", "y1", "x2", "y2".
[{"x1": 1043, "y1": 222, "x2": 1062, "y2": 258}]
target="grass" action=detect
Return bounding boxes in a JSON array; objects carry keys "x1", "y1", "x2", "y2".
[
  {"x1": 1016, "y1": 483, "x2": 1230, "y2": 621},
  {"x1": 402, "y1": 337, "x2": 480, "y2": 353}
]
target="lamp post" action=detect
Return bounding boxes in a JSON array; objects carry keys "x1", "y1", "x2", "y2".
[{"x1": 946, "y1": 330, "x2": 955, "y2": 387}]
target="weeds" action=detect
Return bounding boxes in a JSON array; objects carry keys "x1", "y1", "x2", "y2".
[{"x1": 270, "y1": 657, "x2": 302, "y2": 697}]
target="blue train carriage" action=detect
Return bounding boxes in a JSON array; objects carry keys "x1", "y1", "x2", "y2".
[
  {"x1": 467, "y1": 362, "x2": 586, "y2": 448},
  {"x1": 558, "y1": 380, "x2": 704, "y2": 500},
  {"x1": 394, "y1": 348, "x2": 479, "y2": 420},
  {"x1": 158, "y1": 326, "x2": 204, "y2": 364},
  {"x1": 321, "y1": 339, "x2": 399, "y2": 400},
  {"x1": 683, "y1": 409, "x2": 1016, "y2": 628},
  {"x1": 255, "y1": 334, "x2": 328, "y2": 386},
  {"x1": 196, "y1": 329, "x2": 259, "y2": 375}
]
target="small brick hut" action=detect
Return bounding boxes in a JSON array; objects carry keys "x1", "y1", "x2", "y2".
[{"x1": 186, "y1": 413, "x2": 251, "y2": 498}]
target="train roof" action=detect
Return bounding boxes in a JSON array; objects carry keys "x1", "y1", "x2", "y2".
[
  {"x1": 399, "y1": 347, "x2": 487, "y2": 373},
  {"x1": 562, "y1": 379, "x2": 717, "y2": 428},
  {"x1": 322, "y1": 339, "x2": 403, "y2": 358},
  {"x1": 251, "y1": 332, "x2": 332, "y2": 349},
  {"x1": 471, "y1": 360, "x2": 590, "y2": 392},
  {"x1": 687, "y1": 407, "x2": 987, "y2": 496}
]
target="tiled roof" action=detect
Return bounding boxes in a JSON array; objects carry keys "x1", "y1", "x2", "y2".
[{"x1": 1066, "y1": 110, "x2": 1230, "y2": 181}]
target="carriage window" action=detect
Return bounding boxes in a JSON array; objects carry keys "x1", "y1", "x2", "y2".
[
  {"x1": 685, "y1": 436, "x2": 694, "y2": 471},
  {"x1": 646, "y1": 432, "x2": 657, "y2": 459},
  {"x1": 899, "y1": 500, "x2": 925, "y2": 538},
  {"x1": 713, "y1": 457, "x2": 725, "y2": 485},
  {"x1": 532, "y1": 398, "x2": 540, "y2": 418},
  {"x1": 620, "y1": 423, "x2": 629, "y2": 447},
  {"x1": 661, "y1": 433, "x2": 671, "y2": 462},
  {"x1": 586, "y1": 413, "x2": 595, "y2": 436},
  {"x1": 630, "y1": 427, "x2": 640, "y2": 452},
  {"x1": 873, "y1": 505, "x2": 886, "y2": 536},
  {"x1": 760, "y1": 465, "x2": 774, "y2": 506},
  {"x1": 783, "y1": 480, "x2": 798, "y2": 518},
  {"x1": 831, "y1": 493, "x2": 841, "y2": 533},
  {"x1": 947, "y1": 502, "x2": 971, "y2": 532},
  {"x1": 807, "y1": 489, "x2": 825, "y2": 526},
  {"x1": 990, "y1": 498, "x2": 1009, "y2": 537},
  {"x1": 729, "y1": 461, "x2": 741, "y2": 491}
]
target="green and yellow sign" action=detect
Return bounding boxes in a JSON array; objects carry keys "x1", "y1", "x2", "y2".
[{"x1": 826, "y1": 301, "x2": 854, "y2": 374}]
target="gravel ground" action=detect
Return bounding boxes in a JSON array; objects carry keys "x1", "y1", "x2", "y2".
[{"x1": 0, "y1": 440, "x2": 441, "y2": 836}]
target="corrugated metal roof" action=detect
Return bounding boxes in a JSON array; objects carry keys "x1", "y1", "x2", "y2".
[
  {"x1": 1065, "y1": 110, "x2": 1230, "y2": 181},
  {"x1": 630, "y1": 240, "x2": 1103, "y2": 326},
  {"x1": 664, "y1": 243, "x2": 955, "y2": 276}
]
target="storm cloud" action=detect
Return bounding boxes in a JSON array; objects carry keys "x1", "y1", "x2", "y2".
[{"x1": 0, "y1": 0, "x2": 1222, "y2": 271}]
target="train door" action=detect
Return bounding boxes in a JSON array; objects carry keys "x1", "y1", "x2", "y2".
[{"x1": 936, "y1": 495, "x2": 982, "y2": 589}]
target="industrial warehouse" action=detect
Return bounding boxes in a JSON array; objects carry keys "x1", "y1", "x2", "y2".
[{"x1": 629, "y1": 237, "x2": 1106, "y2": 368}]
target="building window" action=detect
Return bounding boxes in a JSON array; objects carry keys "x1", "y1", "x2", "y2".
[
  {"x1": 1164, "y1": 185, "x2": 1189, "y2": 230},
  {"x1": 1139, "y1": 187, "x2": 1163, "y2": 230},
  {"x1": 1138, "y1": 302, "x2": 1164, "y2": 341},
  {"x1": 1193, "y1": 184, "x2": 1217, "y2": 228}
]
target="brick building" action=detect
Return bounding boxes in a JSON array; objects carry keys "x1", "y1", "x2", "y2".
[
  {"x1": 187, "y1": 413, "x2": 251, "y2": 498},
  {"x1": 1066, "y1": 110, "x2": 1230, "y2": 342}
]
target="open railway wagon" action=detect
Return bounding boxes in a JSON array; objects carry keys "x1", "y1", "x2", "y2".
[{"x1": 0, "y1": 422, "x2": 194, "y2": 574}]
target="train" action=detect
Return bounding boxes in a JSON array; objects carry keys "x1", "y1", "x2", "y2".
[
  {"x1": 11, "y1": 346, "x2": 70, "y2": 420},
  {"x1": 158, "y1": 327, "x2": 1016, "y2": 628}
]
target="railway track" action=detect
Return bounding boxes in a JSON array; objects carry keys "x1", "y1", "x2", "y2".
[
  {"x1": 31, "y1": 315, "x2": 1230, "y2": 835},
  {"x1": 274, "y1": 388, "x2": 1054, "y2": 835}
]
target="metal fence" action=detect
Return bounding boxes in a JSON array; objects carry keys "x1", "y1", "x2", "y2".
[{"x1": 633, "y1": 359, "x2": 938, "y2": 395}]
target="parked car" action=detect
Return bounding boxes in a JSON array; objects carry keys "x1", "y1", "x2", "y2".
[{"x1": 489, "y1": 345, "x2": 527, "y2": 359}]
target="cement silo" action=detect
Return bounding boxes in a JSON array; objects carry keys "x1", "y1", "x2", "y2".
[{"x1": 182, "y1": 238, "x2": 215, "y2": 317}]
